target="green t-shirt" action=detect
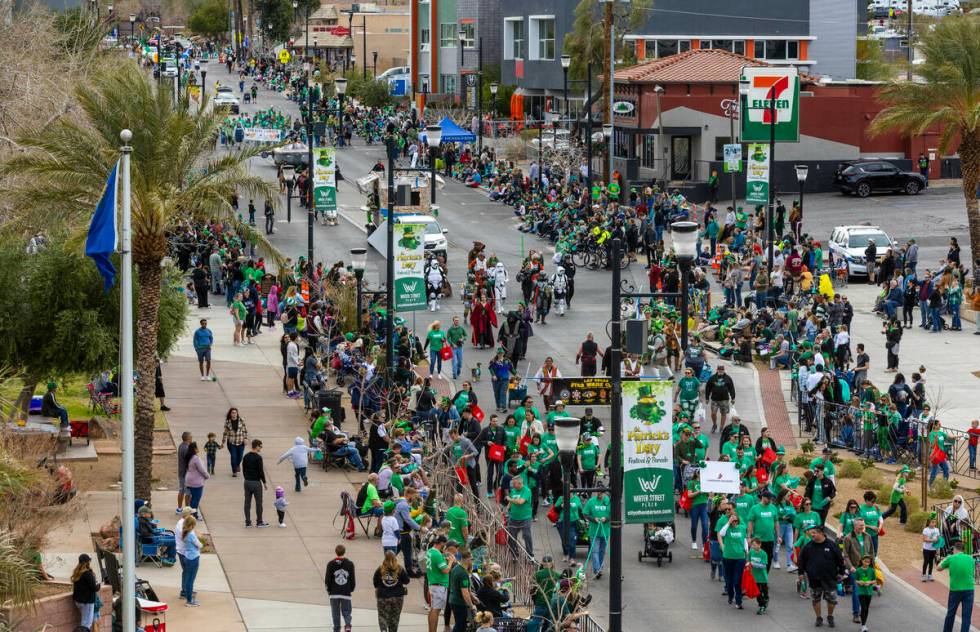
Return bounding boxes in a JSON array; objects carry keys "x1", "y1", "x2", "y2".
[
  {"x1": 513, "y1": 406, "x2": 540, "y2": 425},
  {"x1": 721, "y1": 520, "x2": 747, "y2": 559},
  {"x1": 578, "y1": 443, "x2": 600, "y2": 471},
  {"x1": 794, "y1": 510, "x2": 821, "y2": 546},
  {"x1": 446, "y1": 505, "x2": 469, "y2": 544},
  {"x1": 426, "y1": 547, "x2": 449, "y2": 586},
  {"x1": 503, "y1": 425, "x2": 521, "y2": 450},
  {"x1": 809, "y1": 457, "x2": 835, "y2": 479},
  {"x1": 748, "y1": 503, "x2": 777, "y2": 541},
  {"x1": 721, "y1": 440, "x2": 740, "y2": 462},
  {"x1": 678, "y1": 376, "x2": 700, "y2": 401},
  {"x1": 453, "y1": 391, "x2": 471, "y2": 414},
  {"x1": 427, "y1": 329, "x2": 447, "y2": 350},
  {"x1": 687, "y1": 479, "x2": 709, "y2": 506},
  {"x1": 854, "y1": 566, "x2": 877, "y2": 596},
  {"x1": 777, "y1": 502, "x2": 797, "y2": 525},
  {"x1": 231, "y1": 300, "x2": 246, "y2": 320},
  {"x1": 361, "y1": 483, "x2": 380, "y2": 513},
  {"x1": 694, "y1": 435, "x2": 709, "y2": 461},
  {"x1": 940, "y1": 552, "x2": 976, "y2": 592},
  {"x1": 749, "y1": 548, "x2": 769, "y2": 583},
  {"x1": 447, "y1": 324, "x2": 467, "y2": 347},
  {"x1": 448, "y1": 564, "x2": 470, "y2": 606},
  {"x1": 859, "y1": 503, "x2": 882, "y2": 533},
  {"x1": 811, "y1": 481, "x2": 828, "y2": 511},
  {"x1": 929, "y1": 430, "x2": 948, "y2": 451},
  {"x1": 554, "y1": 494, "x2": 583, "y2": 522},
  {"x1": 890, "y1": 477, "x2": 907, "y2": 504},
  {"x1": 532, "y1": 568, "x2": 560, "y2": 607},
  {"x1": 584, "y1": 495, "x2": 611, "y2": 538},
  {"x1": 840, "y1": 510, "x2": 857, "y2": 536},
  {"x1": 733, "y1": 493, "x2": 757, "y2": 523},
  {"x1": 508, "y1": 485, "x2": 533, "y2": 521},
  {"x1": 540, "y1": 433, "x2": 559, "y2": 464}
]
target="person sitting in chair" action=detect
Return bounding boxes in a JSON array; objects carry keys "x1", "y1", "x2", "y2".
[
  {"x1": 319, "y1": 419, "x2": 367, "y2": 471},
  {"x1": 41, "y1": 381, "x2": 69, "y2": 428}
]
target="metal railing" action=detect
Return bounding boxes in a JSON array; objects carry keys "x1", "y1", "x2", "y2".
[{"x1": 933, "y1": 496, "x2": 980, "y2": 579}]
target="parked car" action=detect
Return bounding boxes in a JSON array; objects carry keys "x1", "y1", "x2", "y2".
[
  {"x1": 213, "y1": 86, "x2": 240, "y2": 114},
  {"x1": 834, "y1": 160, "x2": 926, "y2": 197},
  {"x1": 262, "y1": 142, "x2": 309, "y2": 167},
  {"x1": 531, "y1": 129, "x2": 571, "y2": 150},
  {"x1": 828, "y1": 225, "x2": 895, "y2": 277}
]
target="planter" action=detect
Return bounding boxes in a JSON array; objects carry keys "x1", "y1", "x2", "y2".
[{"x1": 2, "y1": 581, "x2": 112, "y2": 632}]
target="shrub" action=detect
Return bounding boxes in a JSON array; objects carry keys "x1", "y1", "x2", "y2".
[
  {"x1": 829, "y1": 453, "x2": 843, "y2": 465},
  {"x1": 859, "y1": 468, "x2": 884, "y2": 490},
  {"x1": 950, "y1": 479, "x2": 960, "y2": 490},
  {"x1": 800, "y1": 440, "x2": 816, "y2": 455},
  {"x1": 878, "y1": 483, "x2": 894, "y2": 505},
  {"x1": 839, "y1": 459, "x2": 865, "y2": 479},
  {"x1": 859, "y1": 456, "x2": 877, "y2": 470},
  {"x1": 930, "y1": 479, "x2": 955, "y2": 500},
  {"x1": 905, "y1": 510, "x2": 931, "y2": 533},
  {"x1": 789, "y1": 455, "x2": 810, "y2": 468}
]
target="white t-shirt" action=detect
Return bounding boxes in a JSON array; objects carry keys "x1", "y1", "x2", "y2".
[
  {"x1": 922, "y1": 526, "x2": 941, "y2": 550},
  {"x1": 175, "y1": 518, "x2": 186, "y2": 555},
  {"x1": 286, "y1": 341, "x2": 300, "y2": 368},
  {"x1": 381, "y1": 515, "x2": 400, "y2": 547},
  {"x1": 834, "y1": 332, "x2": 850, "y2": 348}
]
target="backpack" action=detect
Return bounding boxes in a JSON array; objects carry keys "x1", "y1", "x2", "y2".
[{"x1": 355, "y1": 482, "x2": 369, "y2": 511}]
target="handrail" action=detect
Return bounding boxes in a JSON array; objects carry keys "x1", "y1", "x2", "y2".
[{"x1": 932, "y1": 496, "x2": 980, "y2": 580}]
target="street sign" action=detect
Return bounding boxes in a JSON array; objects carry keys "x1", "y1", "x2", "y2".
[
  {"x1": 723, "y1": 143, "x2": 742, "y2": 173},
  {"x1": 740, "y1": 66, "x2": 800, "y2": 142},
  {"x1": 393, "y1": 223, "x2": 426, "y2": 311},
  {"x1": 745, "y1": 143, "x2": 770, "y2": 205},
  {"x1": 623, "y1": 380, "x2": 674, "y2": 524},
  {"x1": 278, "y1": 49, "x2": 291, "y2": 63}
]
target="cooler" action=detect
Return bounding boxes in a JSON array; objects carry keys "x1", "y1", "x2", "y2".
[{"x1": 138, "y1": 597, "x2": 168, "y2": 632}]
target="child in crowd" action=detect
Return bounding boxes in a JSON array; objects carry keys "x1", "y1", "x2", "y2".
[
  {"x1": 922, "y1": 515, "x2": 941, "y2": 581},
  {"x1": 274, "y1": 486, "x2": 288, "y2": 528},
  {"x1": 204, "y1": 433, "x2": 221, "y2": 475},
  {"x1": 749, "y1": 537, "x2": 769, "y2": 615},
  {"x1": 854, "y1": 554, "x2": 877, "y2": 632}
]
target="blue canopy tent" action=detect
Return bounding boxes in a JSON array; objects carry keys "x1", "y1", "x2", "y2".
[{"x1": 423, "y1": 116, "x2": 475, "y2": 144}]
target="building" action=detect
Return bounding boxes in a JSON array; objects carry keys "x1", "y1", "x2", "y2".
[
  {"x1": 610, "y1": 47, "x2": 943, "y2": 196},
  {"x1": 409, "y1": 0, "x2": 501, "y2": 101},
  {"x1": 497, "y1": 0, "x2": 867, "y2": 117},
  {"x1": 294, "y1": 3, "x2": 411, "y2": 75}
]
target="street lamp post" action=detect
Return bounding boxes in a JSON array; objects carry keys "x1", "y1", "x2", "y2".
[
  {"x1": 373, "y1": 50, "x2": 378, "y2": 78},
  {"x1": 201, "y1": 65, "x2": 207, "y2": 108},
  {"x1": 561, "y1": 54, "x2": 571, "y2": 123},
  {"x1": 426, "y1": 124, "x2": 442, "y2": 206},
  {"x1": 351, "y1": 247, "x2": 367, "y2": 333},
  {"x1": 554, "y1": 416, "x2": 581, "y2": 563},
  {"x1": 586, "y1": 62, "x2": 593, "y2": 192},
  {"x1": 458, "y1": 30, "x2": 465, "y2": 106},
  {"x1": 654, "y1": 85, "x2": 666, "y2": 187},
  {"x1": 129, "y1": 13, "x2": 135, "y2": 41},
  {"x1": 489, "y1": 82, "x2": 498, "y2": 121},
  {"x1": 794, "y1": 164, "x2": 808, "y2": 243},
  {"x1": 477, "y1": 36, "x2": 483, "y2": 156}
]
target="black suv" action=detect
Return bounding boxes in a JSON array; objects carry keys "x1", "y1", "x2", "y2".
[{"x1": 834, "y1": 160, "x2": 926, "y2": 197}]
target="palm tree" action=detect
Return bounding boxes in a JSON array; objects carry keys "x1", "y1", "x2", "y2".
[
  {"x1": 870, "y1": 17, "x2": 980, "y2": 262},
  {"x1": 2, "y1": 61, "x2": 275, "y2": 499}
]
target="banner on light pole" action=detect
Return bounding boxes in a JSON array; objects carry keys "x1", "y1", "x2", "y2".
[
  {"x1": 393, "y1": 223, "x2": 426, "y2": 311},
  {"x1": 745, "y1": 143, "x2": 770, "y2": 206},
  {"x1": 312, "y1": 147, "x2": 336, "y2": 212},
  {"x1": 723, "y1": 143, "x2": 742, "y2": 173},
  {"x1": 623, "y1": 380, "x2": 674, "y2": 524}
]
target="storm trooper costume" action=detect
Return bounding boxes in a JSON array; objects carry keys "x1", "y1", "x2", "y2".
[
  {"x1": 492, "y1": 261, "x2": 508, "y2": 312},
  {"x1": 551, "y1": 266, "x2": 568, "y2": 316},
  {"x1": 425, "y1": 258, "x2": 445, "y2": 311}
]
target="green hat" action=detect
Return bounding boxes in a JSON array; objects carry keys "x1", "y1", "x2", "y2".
[
  {"x1": 697, "y1": 460, "x2": 707, "y2": 468},
  {"x1": 900, "y1": 465, "x2": 911, "y2": 474},
  {"x1": 383, "y1": 500, "x2": 396, "y2": 513},
  {"x1": 47, "y1": 381, "x2": 57, "y2": 390},
  {"x1": 345, "y1": 332, "x2": 355, "y2": 341},
  {"x1": 776, "y1": 445, "x2": 786, "y2": 455},
  {"x1": 678, "y1": 423, "x2": 693, "y2": 434},
  {"x1": 394, "y1": 317, "x2": 406, "y2": 326}
]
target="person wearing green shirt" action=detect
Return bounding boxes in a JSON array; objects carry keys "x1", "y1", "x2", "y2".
[
  {"x1": 882, "y1": 465, "x2": 910, "y2": 524},
  {"x1": 687, "y1": 477, "x2": 710, "y2": 549},
  {"x1": 503, "y1": 417, "x2": 521, "y2": 453},
  {"x1": 854, "y1": 555, "x2": 877, "y2": 630},
  {"x1": 554, "y1": 493, "x2": 583, "y2": 563},
  {"x1": 530, "y1": 557, "x2": 561, "y2": 626},
  {"x1": 505, "y1": 478, "x2": 534, "y2": 557},
  {"x1": 733, "y1": 482, "x2": 758, "y2": 523},
  {"x1": 718, "y1": 514, "x2": 748, "y2": 608},
  {"x1": 230, "y1": 293, "x2": 247, "y2": 345},
  {"x1": 540, "y1": 431, "x2": 559, "y2": 468},
  {"x1": 839, "y1": 499, "x2": 861, "y2": 537},
  {"x1": 940, "y1": 541, "x2": 976, "y2": 632},
  {"x1": 793, "y1": 498, "x2": 821, "y2": 548},
  {"x1": 445, "y1": 494, "x2": 470, "y2": 545},
  {"x1": 360, "y1": 476, "x2": 382, "y2": 515},
  {"x1": 810, "y1": 450, "x2": 837, "y2": 483},
  {"x1": 677, "y1": 369, "x2": 701, "y2": 411},
  {"x1": 446, "y1": 316, "x2": 467, "y2": 380},
  {"x1": 721, "y1": 434, "x2": 740, "y2": 462},
  {"x1": 929, "y1": 421, "x2": 952, "y2": 485},
  {"x1": 425, "y1": 536, "x2": 453, "y2": 628},
  {"x1": 775, "y1": 491, "x2": 798, "y2": 570},
  {"x1": 692, "y1": 424, "x2": 709, "y2": 461},
  {"x1": 584, "y1": 492, "x2": 611, "y2": 578},
  {"x1": 447, "y1": 549, "x2": 475, "y2": 622},
  {"x1": 513, "y1": 398, "x2": 541, "y2": 429},
  {"x1": 748, "y1": 538, "x2": 770, "y2": 614},
  {"x1": 859, "y1": 491, "x2": 882, "y2": 551},
  {"x1": 424, "y1": 322, "x2": 448, "y2": 377},
  {"x1": 748, "y1": 492, "x2": 778, "y2": 571},
  {"x1": 577, "y1": 437, "x2": 600, "y2": 488}
]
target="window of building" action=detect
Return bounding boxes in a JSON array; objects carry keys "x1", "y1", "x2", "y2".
[
  {"x1": 439, "y1": 23, "x2": 457, "y2": 48},
  {"x1": 439, "y1": 73, "x2": 457, "y2": 94},
  {"x1": 733, "y1": 40, "x2": 745, "y2": 55},
  {"x1": 656, "y1": 39, "x2": 676, "y2": 58},
  {"x1": 679, "y1": 40, "x2": 691, "y2": 53},
  {"x1": 755, "y1": 40, "x2": 799, "y2": 60},
  {"x1": 460, "y1": 22, "x2": 476, "y2": 49},
  {"x1": 645, "y1": 40, "x2": 656, "y2": 58},
  {"x1": 614, "y1": 130, "x2": 629, "y2": 159},
  {"x1": 642, "y1": 135, "x2": 657, "y2": 168},
  {"x1": 701, "y1": 40, "x2": 712, "y2": 49},
  {"x1": 504, "y1": 18, "x2": 524, "y2": 60},
  {"x1": 529, "y1": 16, "x2": 555, "y2": 60},
  {"x1": 420, "y1": 27, "x2": 430, "y2": 45}
]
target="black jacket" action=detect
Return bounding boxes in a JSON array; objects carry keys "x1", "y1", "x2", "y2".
[
  {"x1": 804, "y1": 476, "x2": 837, "y2": 506},
  {"x1": 475, "y1": 424, "x2": 505, "y2": 450},
  {"x1": 72, "y1": 569, "x2": 100, "y2": 604},
  {"x1": 704, "y1": 373, "x2": 736, "y2": 402},
  {"x1": 41, "y1": 391, "x2": 62, "y2": 418},
  {"x1": 241, "y1": 452, "x2": 266, "y2": 483},
  {"x1": 798, "y1": 537, "x2": 846, "y2": 583},
  {"x1": 373, "y1": 565, "x2": 409, "y2": 599},
  {"x1": 326, "y1": 557, "x2": 356, "y2": 597}
]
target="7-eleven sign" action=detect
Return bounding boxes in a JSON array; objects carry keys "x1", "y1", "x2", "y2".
[{"x1": 740, "y1": 66, "x2": 800, "y2": 143}]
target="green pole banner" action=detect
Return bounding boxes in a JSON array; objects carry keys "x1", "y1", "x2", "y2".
[
  {"x1": 393, "y1": 223, "x2": 426, "y2": 311},
  {"x1": 623, "y1": 380, "x2": 674, "y2": 524},
  {"x1": 313, "y1": 146, "x2": 337, "y2": 212},
  {"x1": 745, "y1": 143, "x2": 770, "y2": 206}
]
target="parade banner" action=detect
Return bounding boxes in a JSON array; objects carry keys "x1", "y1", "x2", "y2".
[
  {"x1": 551, "y1": 377, "x2": 640, "y2": 406},
  {"x1": 243, "y1": 127, "x2": 283, "y2": 142},
  {"x1": 745, "y1": 143, "x2": 770, "y2": 205},
  {"x1": 700, "y1": 460, "x2": 741, "y2": 494},
  {"x1": 312, "y1": 147, "x2": 337, "y2": 212},
  {"x1": 740, "y1": 66, "x2": 800, "y2": 143},
  {"x1": 723, "y1": 143, "x2": 742, "y2": 173},
  {"x1": 623, "y1": 380, "x2": 674, "y2": 524},
  {"x1": 393, "y1": 223, "x2": 426, "y2": 311}
]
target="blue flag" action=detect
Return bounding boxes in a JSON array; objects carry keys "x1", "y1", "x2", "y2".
[{"x1": 85, "y1": 162, "x2": 119, "y2": 291}]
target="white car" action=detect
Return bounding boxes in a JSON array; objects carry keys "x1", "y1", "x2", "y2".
[
  {"x1": 828, "y1": 225, "x2": 895, "y2": 277},
  {"x1": 161, "y1": 59, "x2": 178, "y2": 78},
  {"x1": 531, "y1": 129, "x2": 571, "y2": 150},
  {"x1": 213, "y1": 87, "x2": 240, "y2": 113}
]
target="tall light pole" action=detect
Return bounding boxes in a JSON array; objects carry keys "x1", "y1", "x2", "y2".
[
  {"x1": 477, "y1": 36, "x2": 483, "y2": 156},
  {"x1": 351, "y1": 247, "x2": 367, "y2": 332},
  {"x1": 489, "y1": 82, "x2": 498, "y2": 126},
  {"x1": 372, "y1": 50, "x2": 378, "y2": 78},
  {"x1": 586, "y1": 62, "x2": 593, "y2": 192},
  {"x1": 129, "y1": 13, "x2": 135, "y2": 42},
  {"x1": 426, "y1": 124, "x2": 442, "y2": 206},
  {"x1": 554, "y1": 416, "x2": 581, "y2": 566},
  {"x1": 794, "y1": 164, "x2": 808, "y2": 242},
  {"x1": 654, "y1": 84, "x2": 665, "y2": 186},
  {"x1": 561, "y1": 54, "x2": 571, "y2": 124},
  {"x1": 458, "y1": 30, "x2": 466, "y2": 106}
]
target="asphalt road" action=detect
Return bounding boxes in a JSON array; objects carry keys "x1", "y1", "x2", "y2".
[{"x1": 207, "y1": 61, "x2": 966, "y2": 632}]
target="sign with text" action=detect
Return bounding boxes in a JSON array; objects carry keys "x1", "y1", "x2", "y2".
[
  {"x1": 740, "y1": 66, "x2": 800, "y2": 143},
  {"x1": 312, "y1": 147, "x2": 337, "y2": 212},
  {"x1": 243, "y1": 127, "x2": 283, "y2": 142},
  {"x1": 393, "y1": 223, "x2": 426, "y2": 311},
  {"x1": 623, "y1": 380, "x2": 674, "y2": 524},
  {"x1": 551, "y1": 377, "x2": 640, "y2": 406},
  {"x1": 723, "y1": 143, "x2": 742, "y2": 173},
  {"x1": 745, "y1": 143, "x2": 770, "y2": 205},
  {"x1": 699, "y1": 460, "x2": 741, "y2": 494}
]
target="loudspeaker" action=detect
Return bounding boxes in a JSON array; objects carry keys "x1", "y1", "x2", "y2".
[{"x1": 625, "y1": 319, "x2": 648, "y2": 356}]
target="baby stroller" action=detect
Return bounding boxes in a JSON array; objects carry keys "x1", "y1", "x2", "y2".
[
  {"x1": 243, "y1": 92, "x2": 251, "y2": 104},
  {"x1": 639, "y1": 521, "x2": 674, "y2": 567}
]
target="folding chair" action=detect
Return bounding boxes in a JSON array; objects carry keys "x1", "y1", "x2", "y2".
[
  {"x1": 137, "y1": 541, "x2": 164, "y2": 568},
  {"x1": 333, "y1": 490, "x2": 371, "y2": 538}
]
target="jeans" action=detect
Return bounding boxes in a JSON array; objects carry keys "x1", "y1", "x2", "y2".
[
  {"x1": 243, "y1": 479, "x2": 263, "y2": 524},
  {"x1": 931, "y1": 306, "x2": 943, "y2": 331},
  {"x1": 970, "y1": 444, "x2": 977, "y2": 469},
  {"x1": 399, "y1": 529, "x2": 416, "y2": 572},
  {"x1": 450, "y1": 603, "x2": 470, "y2": 632},
  {"x1": 850, "y1": 571, "x2": 861, "y2": 616},
  {"x1": 492, "y1": 378, "x2": 509, "y2": 411},
  {"x1": 944, "y1": 589, "x2": 974, "y2": 632},
  {"x1": 952, "y1": 303, "x2": 962, "y2": 329},
  {"x1": 590, "y1": 535, "x2": 608, "y2": 575},
  {"x1": 187, "y1": 485, "x2": 204, "y2": 510},
  {"x1": 451, "y1": 346, "x2": 463, "y2": 379},
  {"x1": 882, "y1": 499, "x2": 908, "y2": 523},
  {"x1": 506, "y1": 518, "x2": 534, "y2": 557},
  {"x1": 690, "y1": 503, "x2": 709, "y2": 545},
  {"x1": 206, "y1": 453, "x2": 216, "y2": 474},
  {"x1": 559, "y1": 520, "x2": 577, "y2": 560},
  {"x1": 526, "y1": 603, "x2": 552, "y2": 632},
  {"x1": 228, "y1": 442, "x2": 246, "y2": 474},
  {"x1": 330, "y1": 597, "x2": 353, "y2": 632},
  {"x1": 722, "y1": 557, "x2": 744, "y2": 605},
  {"x1": 331, "y1": 445, "x2": 365, "y2": 470},
  {"x1": 75, "y1": 601, "x2": 96, "y2": 629},
  {"x1": 885, "y1": 300, "x2": 899, "y2": 320},
  {"x1": 920, "y1": 299, "x2": 930, "y2": 327},
  {"x1": 55, "y1": 406, "x2": 69, "y2": 428},
  {"x1": 293, "y1": 466, "x2": 308, "y2": 491},
  {"x1": 181, "y1": 555, "x2": 200, "y2": 603},
  {"x1": 429, "y1": 348, "x2": 442, "y2": 375},
  {"x1": 930, "y1": 460, "x2": 950, "y2": 485}
]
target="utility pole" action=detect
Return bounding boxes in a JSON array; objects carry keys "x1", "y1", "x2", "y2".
[
  {"x1": 603, "y1": 0, "x2": 613, "y2": 183},
  {"x1": 906, "y1": 0, "x2": 913, "y2": 81}
]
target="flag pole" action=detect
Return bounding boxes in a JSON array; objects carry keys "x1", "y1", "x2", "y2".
[{"x1": 119, "y1": 129, "x2": 136, "y2": 632}]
